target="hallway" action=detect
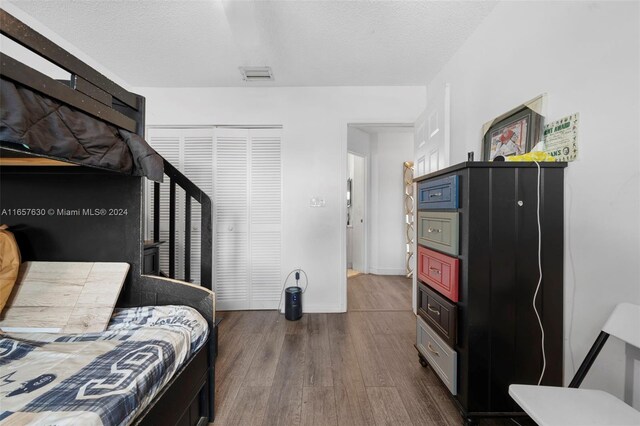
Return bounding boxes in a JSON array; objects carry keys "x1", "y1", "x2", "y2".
[{"x1": 213, "y1": 275, "x2": 463, "y2": 425}]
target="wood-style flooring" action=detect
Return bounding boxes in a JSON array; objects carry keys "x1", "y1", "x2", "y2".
[
  {"x1": 212, "y1": 274, "x2": 515, "y2": 426},
  {"x1": 346, "y1": 269, "x2": 361, "y2": 278}
]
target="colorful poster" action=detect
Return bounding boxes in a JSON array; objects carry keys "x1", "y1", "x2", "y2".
[{"x1": 543, "y1": 113, "x2": 579, "y2": 161}]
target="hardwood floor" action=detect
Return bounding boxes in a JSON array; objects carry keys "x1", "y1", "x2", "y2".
[
  {"x1": 212, "y1": 274, "x2": 515, "y2": 426},
  {"x1": 347, "y1": 274, "x2": 412, "y2": 312}
]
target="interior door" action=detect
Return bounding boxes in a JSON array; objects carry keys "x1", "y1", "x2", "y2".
[
  {"x1": 214, "y1": 128, "x2": 250, "y2": 310},
  {"x1": 249, "y1": 129, "x2": 282, "y2": 309},
  {"x1": 214, "y1": 127, "x2": 283, "y2": 310},
  {"x1": 416, "y1": 83, "x2": 451, "y2": 174},
  {"x1": 351, "y1": 153, "x2": 366, "y2": 273}
]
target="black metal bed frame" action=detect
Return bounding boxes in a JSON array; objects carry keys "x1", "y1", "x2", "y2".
[{"x1": 0, "y1": 8, "x2": 216, "y2": 425}]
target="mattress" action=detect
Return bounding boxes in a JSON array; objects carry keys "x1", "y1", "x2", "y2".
[
  {"x1": 0, "y1": 305, "x2": 208, "y2": 426},
  {"x1": 0, "y1": 79, "x2": 164, "y2": 182}
]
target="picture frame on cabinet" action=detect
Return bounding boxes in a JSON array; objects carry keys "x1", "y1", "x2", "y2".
[
  {"x1": 481, "y1": 94, "x2": 547, "y2": 161},
  {"x1": 482, "y1": 106, "x2": 544, "y2": 161}
]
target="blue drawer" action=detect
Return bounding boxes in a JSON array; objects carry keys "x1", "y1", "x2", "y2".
[{"x1": 418, "y1": 175, "x2": 458, "y2": 209}]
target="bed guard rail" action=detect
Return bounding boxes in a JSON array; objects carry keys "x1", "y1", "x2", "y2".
[
  {"x1": 152, "y1": 160, "x2": 213, "y2": 290},
  {"x1": 0, "y1": 9, "x2": 144, "y2": 135}
]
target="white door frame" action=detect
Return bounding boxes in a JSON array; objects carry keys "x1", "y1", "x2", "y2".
[{"x1": 340, "y1": 122, "x2": 415, "y2": 312}]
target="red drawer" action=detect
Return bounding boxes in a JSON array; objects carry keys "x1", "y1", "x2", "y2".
[{"x1": 417, "y1": 246, "x2": 459, "y2": 302}]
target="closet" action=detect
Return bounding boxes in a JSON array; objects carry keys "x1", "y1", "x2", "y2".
[{"x1": 147, "y1": 127, "x2": 282, "y2": 310}]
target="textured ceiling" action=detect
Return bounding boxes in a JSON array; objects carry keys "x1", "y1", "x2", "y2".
[{"x1": 8, "y1": 0, "x2": 497, "y2": 87}]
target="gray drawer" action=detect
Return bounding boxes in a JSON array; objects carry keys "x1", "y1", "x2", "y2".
[
  {"x1": 417, "y1": 211, "x2": 459, "y2": 256},
  {"x1": 416, "y1": 316, "x2": 457, "y2": 395}
]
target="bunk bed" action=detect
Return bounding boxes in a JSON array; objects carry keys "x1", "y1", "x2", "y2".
[{"x1": 0, "y1": 9, "x2": 216, "y2": 426}]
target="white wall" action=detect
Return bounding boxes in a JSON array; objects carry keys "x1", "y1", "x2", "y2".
[
  {"x1": 426, "y1": 1, "x2": 640, "y2": 404},
  {"x1": 369, "y1": 132, "x2": 414, "y2": 275},
  {"x1": 138, "y1": 86, "x2": 425, "y2": 312},
  {"x1": 348, "y1": 127, "x2": 372, "y2": 158}
]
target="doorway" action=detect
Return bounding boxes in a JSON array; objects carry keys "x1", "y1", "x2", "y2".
[{"x1": 344, "y1": 123, "x2": 415, "y2": 311}]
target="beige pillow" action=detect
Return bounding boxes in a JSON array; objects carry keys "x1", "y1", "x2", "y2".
[{"x1": 0, "y1": 225, "x2": 21, "y2": 313}]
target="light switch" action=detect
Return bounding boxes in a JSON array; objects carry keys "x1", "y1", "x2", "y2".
[{"x1": 310, "y1": 197, "x2": 326, "y2": 208}]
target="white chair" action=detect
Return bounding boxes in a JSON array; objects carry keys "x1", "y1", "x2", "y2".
[{"x1": 509, "y1": 303, "x2": 640, "y2": 425}]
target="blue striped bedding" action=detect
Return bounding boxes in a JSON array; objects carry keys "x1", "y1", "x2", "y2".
[{"x1": 0, "y1": 305, "x2": 208, "y2": 425}]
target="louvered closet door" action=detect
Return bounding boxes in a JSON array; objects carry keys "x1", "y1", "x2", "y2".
[
  {"x1": 147, "y1": 128, "x2": 184, "y2": 278},
  {"x1": 214, "y1": 127, "x2": 282, "y2": 310},
  {"x1": 214, "y1": 128, "x2": 250, "y2": 310},
  {"x1": 249, "y1": 129, "x2": 282, "y2": 309},
  {"x1": 183, "y1": 128, "x2": 214, "y2": 285}
]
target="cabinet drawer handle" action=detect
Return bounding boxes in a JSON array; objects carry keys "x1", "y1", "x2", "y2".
[
  {"x1": 429, "y1": 267, "x2": 441, "y2": 275},
  {"x1": 429, "y1": 192, "x2": 442, "y2": 198},
  {"x1": 427, "y1": 304, "x2": 440, "y2": 315},
  {"x1": 427, "y1": 228, "x2": 441, "y2": 233},
  {"x1": 427, "y1": 342, "x2": 440, "y2": 356}
]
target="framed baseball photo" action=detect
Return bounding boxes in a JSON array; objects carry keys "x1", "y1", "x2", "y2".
[{"x1": 482, "y1": 106, "x2": 544, "y2": 161}]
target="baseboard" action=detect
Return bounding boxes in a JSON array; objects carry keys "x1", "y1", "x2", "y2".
[
  {"x1": 368, "y1": 267, "x2": 406, "y2": 276},
  {"x1": 277, "y1": 304, "x2": 344, "y2": 314},
  {"x1": 302, "y1": 303, "x2": 346, "y2": 313}
]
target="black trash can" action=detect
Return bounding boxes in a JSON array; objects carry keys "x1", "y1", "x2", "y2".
[{"x1": 285, "y1": 286, "x2": 303, "y2": 321}]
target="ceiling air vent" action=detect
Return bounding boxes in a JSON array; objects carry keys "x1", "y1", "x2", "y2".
[{"x1": 240, "y1": 66, "x2": 274, "y2": 82}]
